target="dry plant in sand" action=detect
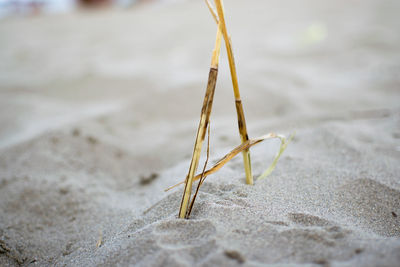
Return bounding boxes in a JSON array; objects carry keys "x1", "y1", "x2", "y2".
[{"x1": 175, "y1": 0, "x2": 293, "y2": 219}]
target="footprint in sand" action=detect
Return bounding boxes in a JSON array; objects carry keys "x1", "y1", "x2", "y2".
[
  {"x1": 154, "y1": 219, "x2": 216, "y2": 249},
  {"x1": 288, "y1": 213, "x2": 352, "y2": 241},
  {"x1": 286, "y1": 213, "x2": 360, "y2": 259},
  {"x1": 241, "y1": 213, "x2": 357, "y2": 264},
  {"x1": 335, "y1": 178, "x2": 400, "y2": 237},
  {"x1": 153, "y1": 220, "x2": 217, "y2": 264},
  {"x1": 288, "y1": 213, "x2": 332, "y2": 227},
  {"x1": 239, "y1": 214, "x2": 357, "y2": 264}
]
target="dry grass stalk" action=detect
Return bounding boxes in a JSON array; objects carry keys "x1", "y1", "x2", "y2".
[
  {"x1": 257, "y1": 134, "x2": 294, "y2": 180},
  {"x1": 178, "y1": 24, "x2": 223, "y2": 219},
  {"x1": 177, "y1": 0, "x2": 292, "y2": 219},
  {"x1": 205, "y1": 0, "x2": 218, "y2": 24},
  {"x1": 187, "y1": 122, "x2": 211, "y2": 217},
  {"x1": 167, "y1": 133, "x2": 293, "y2": 192},
  {"x1": 213, "y1": 0, "x2": 253, "y2": 185},
  {"x1": 96, "y1": 229, "x2": 103, "y2": 248}
]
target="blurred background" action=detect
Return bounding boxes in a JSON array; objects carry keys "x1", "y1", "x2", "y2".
[
  {"x1": 0, "y1": 0, "x2": 399, "y2": 173},
  {"x1": 0, "y1": 0, "x2": 167, "y2": 17}
]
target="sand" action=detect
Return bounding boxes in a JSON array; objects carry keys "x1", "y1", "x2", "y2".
[{"x1": 0, "y1": 0, "x2": 399, "y2": 266}]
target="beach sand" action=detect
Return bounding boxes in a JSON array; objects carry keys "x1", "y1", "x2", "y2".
[{"x1": 0, "y1": 0, "x2": 399, "y2": 266}]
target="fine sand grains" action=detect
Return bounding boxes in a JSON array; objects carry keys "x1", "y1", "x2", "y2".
[{"x1": 1, "y1": 0, "x2": 400, "y2": 266}]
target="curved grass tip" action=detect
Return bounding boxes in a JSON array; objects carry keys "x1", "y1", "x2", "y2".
[
  {"x1": 256, "y1": 133, "x2": 295, "y2": 180},
  {"x1": 165, "y1": 132, "x2": 294, "y2": 192}
]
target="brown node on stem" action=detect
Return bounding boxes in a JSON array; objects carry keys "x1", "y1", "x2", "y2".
[{"x1": 178, "y1": 23, "x2": 222, "y2": 218}]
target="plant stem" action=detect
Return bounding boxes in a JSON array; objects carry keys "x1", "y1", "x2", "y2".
[
  {"x1": 168, "y1": 133, "x2": 278, "y2": 192},
  {"x1": 179, "y1": 25, "x2": 222, "y2": 219},
  {"x1": 213, "y1": 0, "x2": 253, "y2": 185},
  {"x1": 187, "y1": 122, "x2": 211, "y2": 217}
]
